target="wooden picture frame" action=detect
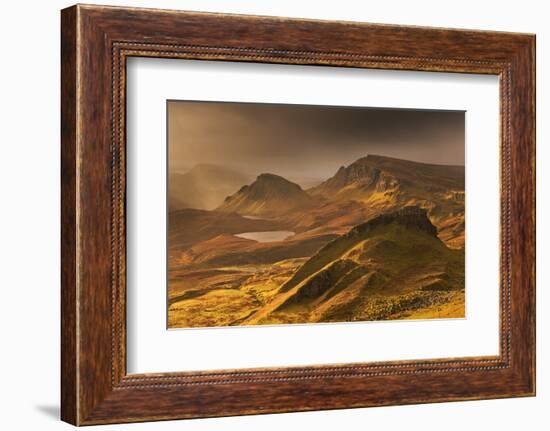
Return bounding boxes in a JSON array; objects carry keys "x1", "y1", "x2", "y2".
[{"x1": 61, "y1": 4, "x2": 535, "y2": 425}]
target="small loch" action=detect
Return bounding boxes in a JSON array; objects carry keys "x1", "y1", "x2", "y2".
[{"x1": 234, "y1": 231, "x2": 295, "y2": 243}]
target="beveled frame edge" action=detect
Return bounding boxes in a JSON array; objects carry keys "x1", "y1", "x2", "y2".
[{"x1": 61, "y1": 4, "x2": 535, "y2": 426}]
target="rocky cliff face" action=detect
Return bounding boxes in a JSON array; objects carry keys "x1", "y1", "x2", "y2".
[
  {"x1": 345, "y1": 206, "x2": 438, "y2": 239},
  {"x1": 318, "y1": 159, "x2": 381, "y2": 191},
  {"x1": 308, "y1": 155, "x2": 464, "y2": 248},
  {"x1": 309, "y1": 156, "x2": 398, "y2": 197},
  {"x1": 310, "y1": 154, "x2": 463, "y2": 199}
]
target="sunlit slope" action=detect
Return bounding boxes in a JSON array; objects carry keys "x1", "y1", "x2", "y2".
[
  {"x1": 309, "y1": 155, "x2": 465, "y2": 248},
  {"x1": 243, "y1": 207, "x2": 464, "y2": 325}
]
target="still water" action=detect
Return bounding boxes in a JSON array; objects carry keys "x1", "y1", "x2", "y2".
[{"x1": 234, "y1": 231, "x2": 295, "y2": 242}]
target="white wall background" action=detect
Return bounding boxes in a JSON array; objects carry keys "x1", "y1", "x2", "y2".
[{"x1": 0, "y1": 0, "x2": 546, "y2": 429}]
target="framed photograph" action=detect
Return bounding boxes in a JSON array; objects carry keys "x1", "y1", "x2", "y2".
[{"x1": 61, "y1": 4, "x2": 536, "y2": 425}]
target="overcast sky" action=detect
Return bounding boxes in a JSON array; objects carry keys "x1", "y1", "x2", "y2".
[{"x1": 168, "y1": 100, "x2": 464, "y2": 181}]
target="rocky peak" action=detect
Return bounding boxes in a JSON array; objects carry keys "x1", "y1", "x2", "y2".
[
  {"x1": 346, "y1": 206, "x2": 437, "y2": 239},
  {"x1": 316, "y1": 157, "x2": 379, "y2": 191},
  {"x1": 245, "y1": 173, "x2": 307, "y2": 198},
  {"x1": 217, "y1": 173, "x2": 314, "y2": 216},
  {"x1": 257, "y1": 172, "x2": 287, "y2": 182},
  {"x1": 312, "y1": 154, "x2": 404, "y2": 196}
]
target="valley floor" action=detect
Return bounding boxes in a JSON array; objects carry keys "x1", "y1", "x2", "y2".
[{"x1": 168, "y1": 257, "x2": 465, "y2": 329}]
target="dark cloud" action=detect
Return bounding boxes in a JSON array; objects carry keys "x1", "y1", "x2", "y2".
[{"x1": 168, "y1": 100, "x2": 464, "y2": 181}]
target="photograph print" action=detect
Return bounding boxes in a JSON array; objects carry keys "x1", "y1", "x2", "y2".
[{"x1": 167, "y1": 101, "x2": 465, "y2": 329}]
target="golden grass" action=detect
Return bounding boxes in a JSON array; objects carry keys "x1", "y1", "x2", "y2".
[
  {"x1": 390, "y1": 291, "x2": 465, "y2": 320},
  {"x1": 168, "y1": 217, "x2": 465, "y2": 328},
  {"x1": 168, "y1": 288, "x2": 259, "y2": 328}
]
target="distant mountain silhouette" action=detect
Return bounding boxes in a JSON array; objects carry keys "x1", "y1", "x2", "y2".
[{"x1": 169, "y1": 164, "x2": 250, "y2": 211}]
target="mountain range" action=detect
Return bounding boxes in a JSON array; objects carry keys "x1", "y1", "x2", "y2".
[
  {"x1": 167, "y1": 155, "x2": 466, "y2": 328},
  {"x1": 309, "y1": 155, "x2": 465, "y2": 247}
]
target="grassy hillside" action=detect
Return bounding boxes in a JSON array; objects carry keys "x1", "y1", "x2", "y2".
[
  {"x1": 241, "y1": 207, "x2": 463, "y2": 325},
  {"x1": 168, "y1": 207, "x2": 464, "y2": 328}
]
